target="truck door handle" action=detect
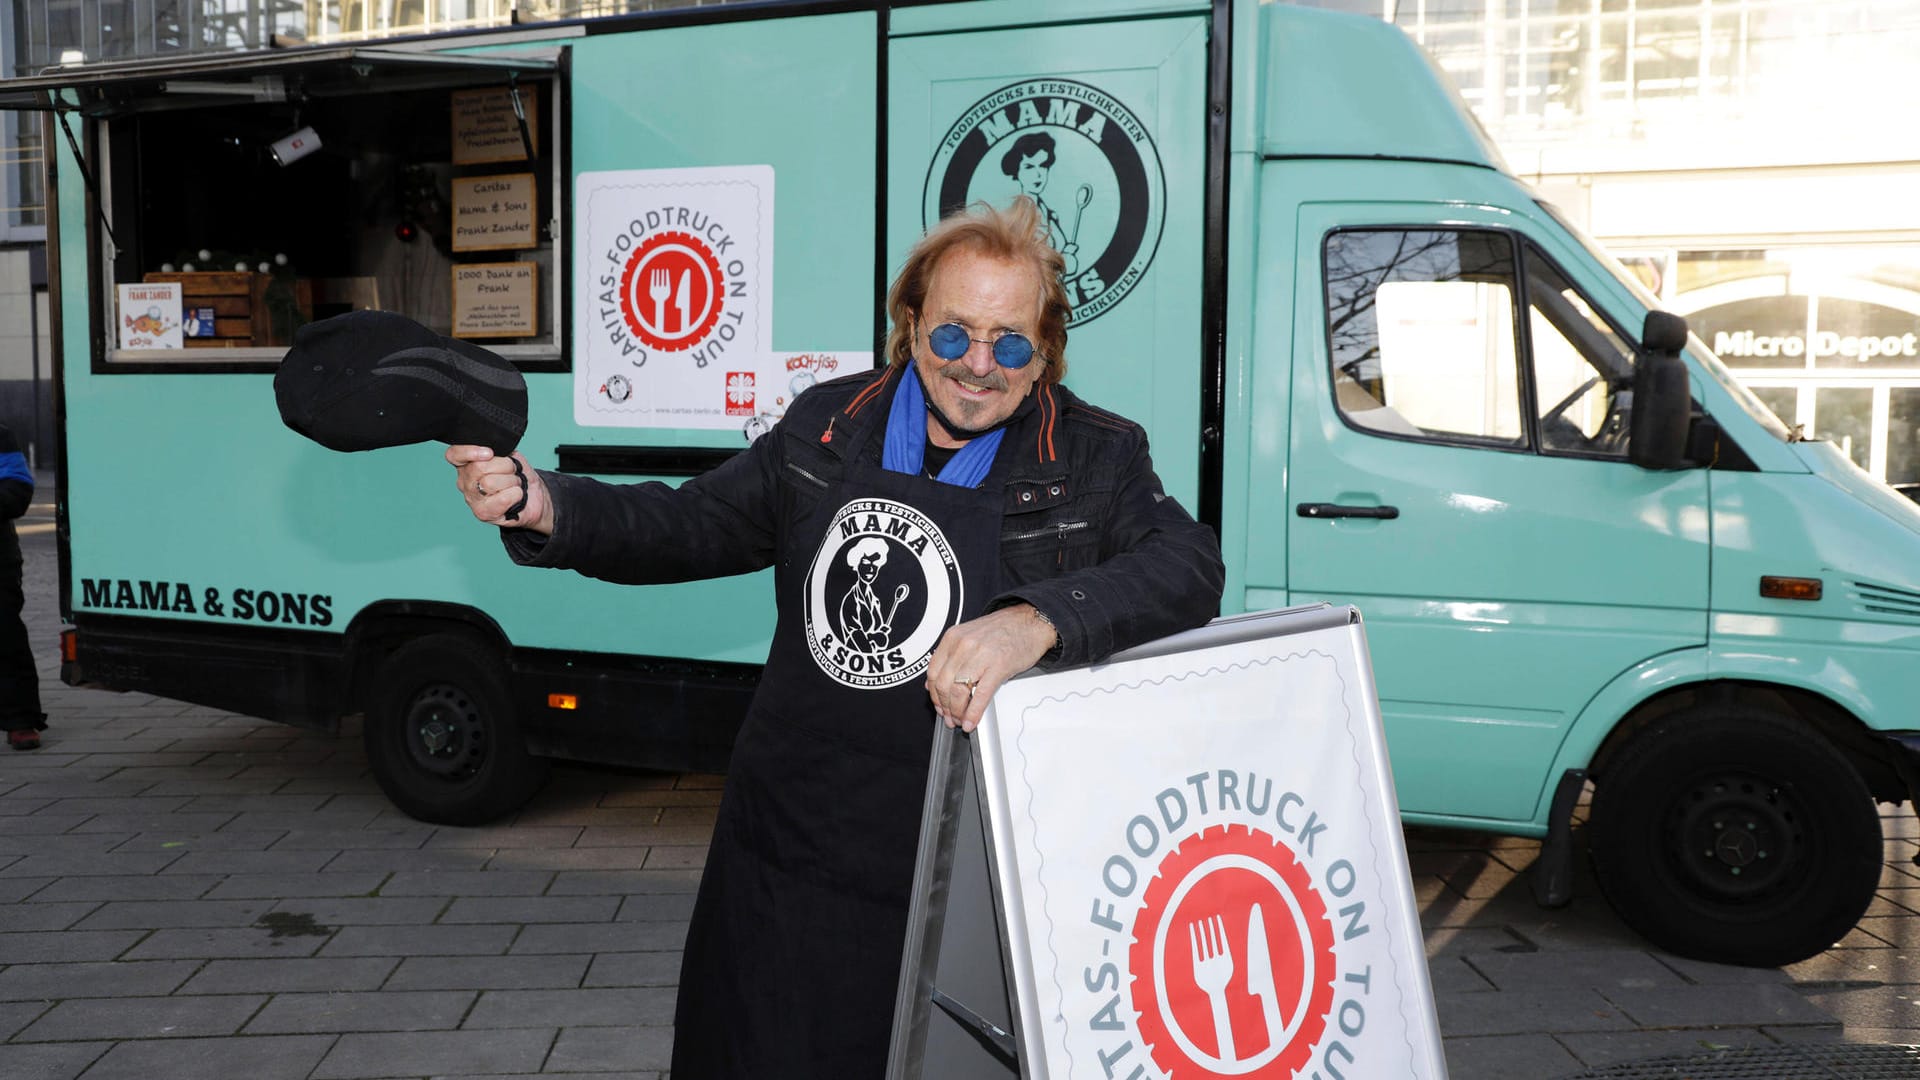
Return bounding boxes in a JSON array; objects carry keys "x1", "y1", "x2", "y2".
[{"x1": 1296, "y1": 502, "x2": 1400, "y2": 520}]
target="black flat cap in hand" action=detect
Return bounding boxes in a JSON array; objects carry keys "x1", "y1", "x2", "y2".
[{"x1": 275, "y1": 310, "x2": 528, "y2": 454}]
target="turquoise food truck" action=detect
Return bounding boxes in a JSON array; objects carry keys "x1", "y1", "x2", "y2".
[{"x1": 8, "y1": 0, "x2": 1920, "y2": 967}]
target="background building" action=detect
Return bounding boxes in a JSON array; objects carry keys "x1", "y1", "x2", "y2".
[{"x1": 6, "y1": 0, "x2": 1920, "y2": 486}]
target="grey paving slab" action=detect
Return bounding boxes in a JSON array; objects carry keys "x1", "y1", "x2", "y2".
[
  {"x1": 311, "y1": 1029, "x2": 554, "y2": 1079},
  {"x1": 245, "y1": 990, "x2": 478, "y2": 1034},
  {"x1": 77, "y1": 754, "x2": 219, "y2": 771},
  {"x1": 1608, "y1": 983, "x2": 1839, "y2": 1028},
  {"x1": 0, "y1": 876, "x2": 53, "y2": 902},
  {"x1": 268, "y1": 829, "x2": 433, "y2": 851},
  {"x1": 160, "y1": 850, "x2": 340, "y2": 876},
  {"x1": 1798, "y1": 984, "x2": 1920, "y2": 1030},
  {"x1": 267, "y1": 896, "x2": 450, "y2": 926},
  {"x1": 179, "y1": 957, "x2": 400, "y2": 995},
  {"x1": 465, "y1": 987, "x2": 676, "y2": 1028},
  {"x1": 387, "y1": 955, "x2": 591, "y2": 992},
  {"x1": 424, "y1": 826, "x2": 583, "y2": 849},
  {"x1": 72, "y1": 899, "x2": 272, "y2": 930},
  {"x1": 1426, "y1": 955, "x2": 1497, "y2": 995},
  {"x1": 1466, "y1": 948, "x2": 1688, "y2": 992},
  {"x1": 642, "y1": 848, "x2": 706, "y2": 870},
  {"x1": 614, "y1": 893, "x2": 699, "y2": 922},
  {"x1": 545, "y1": 870, "x2": 703, "y2": 896},
  {"x1": 1436, "y1": 988, "x2": 1636, "y2": 1038},
  {"x1": 142, "y1": 778, "x2": 296, "y2": 797},
  {"x1": 545, "y1": 1024, "x2": 674, "y2": 1072},
  {"x1": 582, "y1": 952, "x2": 683, "y2": 988},
  {"x1": 373, "y1": 870, "x2": 553, "y2": 896},
  {"x1": 217, "y1": 811, "x2": 386, "y2": 833},
  {"x1": 123, "y1": 927, "x2": 329, "y2": 961},
  {"x1": 657, "y1": 806, "x2": 719, "y2": 826},
  {"x1": 0, "y1": 900, "x2": 98, "y2": 931},
  {"x1": 487, "y1": 848, "x2": 654, "y2": 872},
  {"x1": 0, "y1": 1001, "x2": 49, "y2": 1040},
  {"x1": 1440, "y1": 1033, "x2": 1584, "y2": 1080},
  {"x1": 318, "y1": 925, "x2": 519, "y2": 958},
  {"x1": 27, "y1": 874, "x2": 222, "y2": 902},
  {"x1": 70, "y1": 812, "x2": 239, "y2": 834},
  {"x1": 0, "y1": 960, "x2": 200, "y2": 1001},
  {"x1": 0, "y1": 930, "x2": 143, "y2": 964},
  {"x1": 8, "y1": 780, "x2": 166, "y2": 799},
  {"x1": 508, "y1": 922, "x2": 687, "y2": 955},
  {"x1": 0, "y1": 1042, "x2": 110, "y2": 1080},
  {"x1": 0, "y1": 851, "x2": 183, "y2": 877},
  {"x1": 439, "y1": 896, "x2": 620, "y2": 925},
  {"x1": 15, "y1": 994, "x2": 268, "y2": 1042},
  {"x1": 323, "y1": 849, "x2": 497, "y2": 873},
  {"x1": 177, "y1": 794, "x2": 331, "y2": 815},
  {"x1": 109, "y1": 830, "x2": 287, "y2": 853},
  {"x1": 0, "y1": 833, "x2": 128, "y2": 857},
  {"x1": 202, "y1": 872, "x2": 391, "y2": 899},
  {"x1": 74, "y1": 1034, "x2": 333, "y2": 1080},
  {"x1": 1555, "y1": 1026, "x2": 1782, "y2": 1068},
  {"x1": 575, "y1": 826, "x2": 715, "y2": 847}
]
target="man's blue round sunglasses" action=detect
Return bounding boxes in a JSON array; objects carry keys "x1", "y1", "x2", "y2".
[{"x1": 926, "y1": 321, "x2": 1036, "y2": 369}]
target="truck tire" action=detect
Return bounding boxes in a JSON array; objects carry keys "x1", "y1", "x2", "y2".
[
  {"x1": 1587, "y1": 705, "x2": 1882, "y2": 967},
  {"x1": 365, "y1": 633, "x2": 549, "y2": 825}
]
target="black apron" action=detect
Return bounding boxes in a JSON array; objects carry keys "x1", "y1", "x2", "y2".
[{"x1": 670, "y1": 403, "x2": 1009, "y2": 1079}]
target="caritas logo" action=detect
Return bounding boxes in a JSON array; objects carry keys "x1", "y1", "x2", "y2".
[{"x1": 1085, "y1": 770, "x2": 1374, "y2": 1080}]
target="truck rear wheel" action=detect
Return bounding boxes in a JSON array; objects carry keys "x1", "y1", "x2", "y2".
[
  {"x1": 365, "y1": 633, "x2": 549, "y2": 825},
  {"x1": 1588, "y1": 705, "x2": 1883, "y2": 967}
]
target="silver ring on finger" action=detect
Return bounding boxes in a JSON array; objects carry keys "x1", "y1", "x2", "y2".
[{"x1": 474, "y1": 478, "x2": 488, "y2": 498}]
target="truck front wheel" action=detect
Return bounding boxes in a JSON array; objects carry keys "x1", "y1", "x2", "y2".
[
  {"x1": 1587, "y1": 705, "x2": 1882, "y2": 967},
  {"x1": 365, "y1": 633, "x2": 549, "y2": 825}
]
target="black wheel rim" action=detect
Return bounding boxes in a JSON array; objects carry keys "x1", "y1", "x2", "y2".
[
  {"x1": 401, "y1": 683, "x2": 488, "y2": 782},
  {"x1": 1664, "y1": 770, "x2": 1804, "y2": 903}
]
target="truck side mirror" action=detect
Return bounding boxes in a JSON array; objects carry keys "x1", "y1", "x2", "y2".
[{"x1": 1629, "y1": 311, "x2": 1693, "y2": 471}]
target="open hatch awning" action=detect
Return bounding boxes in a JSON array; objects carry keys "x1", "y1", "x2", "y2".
[{"x1": 0, "y1": 46, "x2": 558, "y2": 115}]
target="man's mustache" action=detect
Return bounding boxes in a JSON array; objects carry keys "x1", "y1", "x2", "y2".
[{"x1": 934, "y1": 360, "x2": 1008, "y2": 393}]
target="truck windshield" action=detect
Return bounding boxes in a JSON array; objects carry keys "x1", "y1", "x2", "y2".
[{"x1": 1534, "y1": 200, "x2": 1793, "y2": 443}]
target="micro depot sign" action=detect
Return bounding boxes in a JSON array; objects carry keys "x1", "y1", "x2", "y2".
[{"x1": 1715, "y1": 329, "x2": 1920, "y2": 362}]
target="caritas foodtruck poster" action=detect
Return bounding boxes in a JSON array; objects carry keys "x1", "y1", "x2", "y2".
[
  {"x1": 977, "y1": 612, "x2": 1445, "y2": 1080},
  {"x1": 573, "y1": 164, "x2": 776, "y2": 431}
]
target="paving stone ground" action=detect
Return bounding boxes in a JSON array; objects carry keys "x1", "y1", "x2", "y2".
[{"x1": 2, "y1": 474, "x2": 1916, "y2": 1078}]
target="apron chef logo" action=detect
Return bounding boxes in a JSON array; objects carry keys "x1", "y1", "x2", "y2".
[
  {"x1": 1084, "y1": 772, "x2": 1376, "y2": 1080},
  {"x1": 924, "y1": 78, "x2": 1166, "y2": 326},
  {"x1": 805, "y1": 498, "x2": 963, "y2": 689}
]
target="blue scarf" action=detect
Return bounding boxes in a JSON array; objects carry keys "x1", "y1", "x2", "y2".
[{"x1": 882, "y1": 367, "x2": 1006, "y2": 488}]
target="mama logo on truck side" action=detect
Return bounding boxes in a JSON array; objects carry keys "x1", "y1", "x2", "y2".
[{"x1": 925, "y1": 79, "x2": 1165, "y2": 325}]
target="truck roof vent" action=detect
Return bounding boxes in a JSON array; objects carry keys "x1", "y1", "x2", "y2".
[{"x1": 1850, "y1": 580, "x2": 1920, "y2": 622}]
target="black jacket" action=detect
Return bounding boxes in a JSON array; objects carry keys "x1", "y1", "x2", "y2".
[{"x1": 503, "y1": 366, "x2": 1223, "y2": 667}]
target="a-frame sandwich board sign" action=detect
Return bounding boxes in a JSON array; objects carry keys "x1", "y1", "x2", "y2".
[{"x1": 887, "y1": 603, "x2": 1448, "y2": 1080}]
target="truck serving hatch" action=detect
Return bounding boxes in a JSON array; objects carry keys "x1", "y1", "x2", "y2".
[{"x1": 0, "y1": 46, "x2": 558, "y2": 116}]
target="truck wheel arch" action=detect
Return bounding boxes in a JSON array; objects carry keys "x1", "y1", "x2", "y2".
[
  {"x1": 1549, "y1": 646, "x2": 1907, "y2": 819},
  {"x1": 340, "y1": 602, "x2": 513, "y2": 717}
]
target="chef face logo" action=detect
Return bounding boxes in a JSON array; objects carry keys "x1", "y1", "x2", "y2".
[
  {"x1": 924, "y1": 78, "x2": 1165, "y2": 326},
  {"x1": 805, "y1": 498, "x2": 963, "y2": 689},
  {"x1": 618, "y1": 229, "x2": 726, "y2": 352},
  {"x1": 1130, "y1": 825, "x2": 1337, "y2": 1079}
]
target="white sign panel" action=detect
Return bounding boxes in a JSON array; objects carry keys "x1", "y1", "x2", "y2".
[
  {"x1": 117, "y1": 282, "x2": 183, "y2": 350},
  {"x1": 976, "y1": 613, "x2": 1445, "y2": 1080},
  {"x1": 574, "y1": 165, "x2": 775, "y2": 430}
]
